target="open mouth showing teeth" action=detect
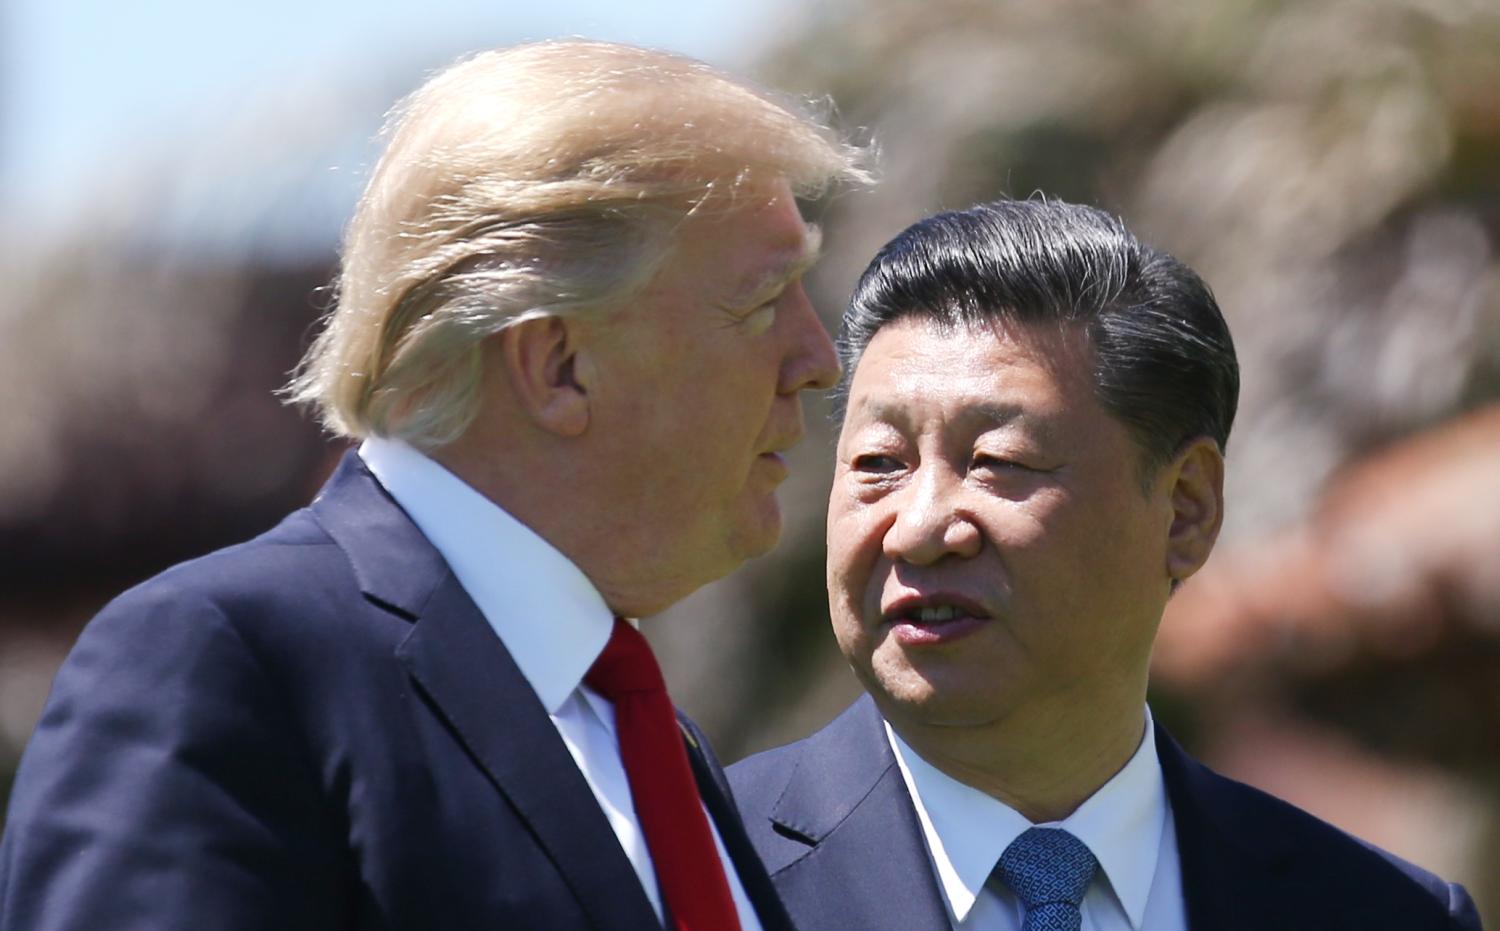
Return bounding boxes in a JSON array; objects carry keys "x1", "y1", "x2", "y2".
[
  {"x1": 883, "y1": 599, "x2": 989, "y2": 643},
  {"x1": 882, "y1": 596, "x2": 991, "y2": 631},
  {"x1": 911, "y1": 605, "x2": 962, "y2": 623},
  {"x1": 896, "y1": 604, "x2": 990, "y2": 626}
]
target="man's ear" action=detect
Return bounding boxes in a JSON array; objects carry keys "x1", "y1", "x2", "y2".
[
  {"x1": 495, "y1": 316, "x2": 590, "y2": 437},
  {"x1": 1163, "y1": 437, "x2": 1225, "y2": 584}
]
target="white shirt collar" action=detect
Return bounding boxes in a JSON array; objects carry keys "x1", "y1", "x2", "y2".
[
  {"x1": 886, "y1": 708, "x2": 1167, "y2": 929},
  {"x1": 359, "y1": 436, "x2": 616, "y2": 713}
]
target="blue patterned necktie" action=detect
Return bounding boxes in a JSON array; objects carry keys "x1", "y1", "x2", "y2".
[{"x1": 994, "y1": 827, "x2": 1099, "y2": 931}]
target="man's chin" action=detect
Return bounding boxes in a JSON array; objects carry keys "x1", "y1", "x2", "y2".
[
  {"x1": 735, "y1": 526, "x2": 782, "y2": 564},
  {"x1": 729, "y1": 496, "x2": 784, "y2": 561},
  {"x1": 865, "y1": 661, "x2": 1021, "y2": 731}
]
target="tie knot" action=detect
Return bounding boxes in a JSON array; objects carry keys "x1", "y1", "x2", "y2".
[
  {"x1": 584, "y1": 618, "x2": 666, "y2": 699},
  {"x1": 996, "y1": 827, "x2": 1098, "y2": 910}
]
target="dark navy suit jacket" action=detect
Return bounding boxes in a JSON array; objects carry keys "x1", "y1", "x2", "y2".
[
  {"x1": 729, "y1": 695, "x2": 1482, "y2": 931},
  {"x1": 0, "y1": 452, "x2": 792, "y2": 931}
]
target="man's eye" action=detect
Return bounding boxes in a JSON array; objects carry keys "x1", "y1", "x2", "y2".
[
  {"x1": 972, "y1": 454, "x2": 1031, "y2": 473},
  {"x1": 739, "y1": 301, "x2": 777, "y2": 334},
  {"x1": 851, "y1": 454, "x2": 903, "y2": 473}
]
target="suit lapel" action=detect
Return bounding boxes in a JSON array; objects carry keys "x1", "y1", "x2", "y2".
[
  {"x1": 765, "y1": 696, "x2": 949, "y2": 931},
  {"x1": 679, "y1": 715, "x2": 795, "y2": 931},
  {"x1": 313, "y1": 452, "x2": 659, "y2": 931}
]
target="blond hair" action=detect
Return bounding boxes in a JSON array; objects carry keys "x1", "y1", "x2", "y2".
[{"x1": 284, "y1": 39, "x2": 867, "y2": 447}]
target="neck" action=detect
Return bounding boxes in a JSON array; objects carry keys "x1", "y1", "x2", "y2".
[
  {"x1": 890, "y1": 690, "x2": 1147, "y2": 824},
  {"x1": 428, "y1": 435, "x2": 696, "y2": 619}
]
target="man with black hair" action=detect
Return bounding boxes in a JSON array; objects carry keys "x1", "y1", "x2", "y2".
[{"x1": 729, "y1": 198, "x2": 1480, "y2": 930}]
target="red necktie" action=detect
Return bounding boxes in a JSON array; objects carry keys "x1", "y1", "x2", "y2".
[{"x1": 585, "y1": 618, "x2": 742, "y2": 931}]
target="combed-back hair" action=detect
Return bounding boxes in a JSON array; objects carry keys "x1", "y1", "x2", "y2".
[
  {"x1": 285, "y1": 39, "x2": 868, "y2": 447},
  {"x1": 837, "y1": 198, "x2": 1239, "y2": 473}
]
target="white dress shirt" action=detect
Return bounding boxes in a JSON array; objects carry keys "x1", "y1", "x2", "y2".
[
  {"x1": 360, "y1": 437, "x2": 762, "y2": 930},
  {"x1": 886, "y1": 708, "x2": 1186, "y2": 931}
]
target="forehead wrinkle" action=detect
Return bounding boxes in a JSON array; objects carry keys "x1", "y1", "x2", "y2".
[
  {"x1": 863, "y1": 318, "x2": 1082, "y2": 431},
  {"x1": 850, "y1": 392, "x2": 1027, "y2": 431},
  {"x1": 848, "y1": 382, "x2": 1070, "y2": 452}
]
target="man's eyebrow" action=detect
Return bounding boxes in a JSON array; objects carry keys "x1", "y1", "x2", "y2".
[
  {"x1": 725, "y1": 223, "x2": 823, "y2": 308},
  {"x1": 962, "y1": 403, "x2": 1066, "y2": 446},
  {"x1": 855, "y1": 397, "x2": 1026, "y2": 425}
]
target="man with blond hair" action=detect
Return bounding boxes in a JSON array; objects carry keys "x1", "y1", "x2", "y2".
[{"x1": 0, "y1": 40, "x2": 864, "y2": 930}]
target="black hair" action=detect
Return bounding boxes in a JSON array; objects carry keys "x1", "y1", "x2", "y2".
[{"x1": 836, "y1": 197, "x2": 1239, "y2": 473}]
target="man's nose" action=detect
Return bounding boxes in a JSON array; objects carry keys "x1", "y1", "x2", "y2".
[
  {"x1": 778, "y1": 282, "x2": 842, "y2": 393},
  {"x1": 882, "y1": 467, "x2": 982, "y2": 566}
]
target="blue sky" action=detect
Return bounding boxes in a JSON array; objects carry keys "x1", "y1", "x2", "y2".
[{"x1": 2, "y1": 0, "x2": 804, "y2": 244}]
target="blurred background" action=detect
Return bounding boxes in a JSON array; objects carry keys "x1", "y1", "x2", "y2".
[{"x1": 2, "y1": 0, "x2": 1497, "y2": 916}]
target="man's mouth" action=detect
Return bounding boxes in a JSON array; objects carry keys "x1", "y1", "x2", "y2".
[
  {"x1": 906, "y1": 604, "x2": 965, "y2": 623},
  {"x1": 881, "y1": 595, "x2": 992, "y2": 644},
  {"x1": 755, "y1": 451, "x2": 790, "y2": 482},
  {"x1": 883, "y1": 594, "x2": 990, "y2": 623}
]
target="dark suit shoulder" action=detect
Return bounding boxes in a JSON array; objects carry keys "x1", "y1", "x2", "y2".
[
  {"x1": 726, "y1": 732, "x2": 802, "y2": 817},
  {"x1": 730, "y1": 696, "x2": 883, "y2": 828},
  {"x1": 728, "y1": 697, "x2": 900, "y2": 869},
  {"x1": 732, "y1": 694, "x2": 883, "y2": 776},
  {"x1": 1, "y1": 509, "x2": 358, "y2": 930},
  {"x1": 117, "y1": 507, "x2": 347, "y2": 610},
  {"x1": 727, "y1": 698, "x2": 954, "y2": 931},
  {"x1": 1161, "y1": 731, "x2": 1483, "y2": 929},
  {"x1": 93, "y1": 504, "x2": 409, "y2": 670}
]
